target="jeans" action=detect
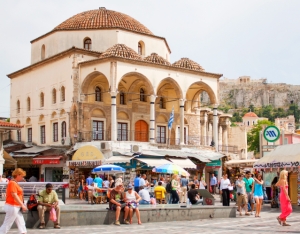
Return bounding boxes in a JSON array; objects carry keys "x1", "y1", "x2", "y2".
[
  {"x1": 171, "y1": 190, "x2": 179, "y2": 204},
  {"x1": 139, "y1": 200, "x2": 150, "y2": 205},
  {"x1": 0, "y1": 204, "x2": 27, "y2": 234}
]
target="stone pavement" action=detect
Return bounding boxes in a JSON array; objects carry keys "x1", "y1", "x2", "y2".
[{"x1": 4, "y1": 209, "x2": 300, "y2": 233}]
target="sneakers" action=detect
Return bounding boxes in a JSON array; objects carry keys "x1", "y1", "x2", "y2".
[{"x1": 114, "y1": 220, "x2": 120, "y2": 226}]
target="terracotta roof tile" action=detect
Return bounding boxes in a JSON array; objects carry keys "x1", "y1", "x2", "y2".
[
  {"x1": 0, "y1": 121, "x2": 23, "y2": 128},
  {"x1": 244, "y1": 112, "x2": 258, "y2": 118},
  {"x1": 172, "y1": 58, "x2": 205, "y2": 71},
  {"x1": 144, "y1": 53, "x2": 171, "y2": 66},
  {"x1": 100, "y1": 44, "x2": 142, "y2": 60},
  {"x1": 54, "y1": 7, "x2": 153, "y2": 35}
]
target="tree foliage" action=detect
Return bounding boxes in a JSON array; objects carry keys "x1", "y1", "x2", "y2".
[{"x1": 247, "y1": 120, "x2": 273, "y2": 155}]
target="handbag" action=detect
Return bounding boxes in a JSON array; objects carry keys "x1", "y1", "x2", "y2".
[
  {"x1": 209, "y1": 186, "x2": 212, "y2": 193},
  {"x1": 271, "y1": 199, "x2": 279, "y2": 208}
]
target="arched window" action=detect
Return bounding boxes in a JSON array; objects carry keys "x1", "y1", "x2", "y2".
[
  {"x1": 247, "y1": 121, "x2": 250, "y2": 126},
  {"x1": 120, "y1": 91, "x2": 125, "y2": 105},
  {"x1": 17, "y1": 100, "x2": 20, "y2": 113},
  {"x1": 84, "y1": 38, "x2": 92, "y2": 50},
  {"x1": 27, "y1": 97, "x2": 31, "y2": 111},
  {"x1": 40, "y1": 92, "x2": 44, "y2": 107},
  {"x1": 95, "y1": 86, "x2": 101, "y2": 102},
  {"x1": 61, "y1": 121, "x2": 67, "y2": 138},
  {"x1": 52, "y1": 88, "x2": 57, "y2": 104},
  {"x1": 61, "y1": 86, "x2": 65, "y2": 102},
  {"x1": 138, "y1": 42, "x2": 142, "y2": 55},
  {"x1": 140, "y1": 88, "x2": 145, "y2": 102},
  {"x1": 41, "y1": 44, "x2": 45, "y2": 60},
  {"x1": 159, "y1": 97, "x2": 165, "y2": 109},
  {"x1": 138, "y1": 41, "x2": 145, "y2": 56}
]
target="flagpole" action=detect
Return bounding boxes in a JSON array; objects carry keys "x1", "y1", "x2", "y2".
[{"x1": 167, "y1": 106, "x2": 174, "y2": 149}]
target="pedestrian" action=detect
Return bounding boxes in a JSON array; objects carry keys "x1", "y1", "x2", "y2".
[
  {"x1": 78, "y1": 176, "x2": 84, "y2": 200},
  {"x1": 193, "y1": 176, "x2": 199, "y2": 189},
  {"x1": 139, "y1": 174, "x2": 146, "y2": 187},
  {"x1": 165, "y1": 176, "x2": 172, "y2": 204},
  {"x1": 243, "y1": 171, "x2": 254, "y2": 214},
  {"x1": 220, "y1": 174, "x2": 231, "y2": 206},
  {"x1": 199, "y1": 176, "x2": 207, "y2": 190},
  {"x1": 138, "y1": 186, "x2": 151, "y2": 205},
  {"x1": 252, "y1": 173, "x2": 264, "y2": 217},
  {"x1": 171, "y1": 174, "x2": 180, "y2": 204},
  {"x1": 86, "y1": 174, "x2": 93, "y2": 186},
  {"x1": 180, "y1": 176, "x2": 188, "y2": 203},
  {"x1": 134, "y1": 174, "x2": 140, "y2": 193},
  {"x1": 236, "y1": 174, "x2": 250, "y2": 216},
  {"x1": 210, "y1": 174, "x2": 217, "y2": 194},
  {"x1": 275, "y1": 170, "x2": 292, "y2": 226},
  {"x1": 0, "y1": 174, "x2": 9, "y2": 183},
  {"x1": 0, "y1": 168, "x2": 27, "y2": 234},
  {"x1": 187, "y1": 184, "x2": 203, "y2": 205},
  {"x1": 28, "y1": 175, "x2": 38, "y2": 182},
  {"x1": 94, "y1": 174, "x2": 103, "y2": 188}
]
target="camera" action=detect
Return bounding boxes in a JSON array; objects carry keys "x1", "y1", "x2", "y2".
[{"x1": 237, "y1": 192, "x2": 241, "y2": 196}]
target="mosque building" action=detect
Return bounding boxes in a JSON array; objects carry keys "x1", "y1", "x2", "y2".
[{"x1": 7, "y1": 8, "x2": 231, "y2": 186}]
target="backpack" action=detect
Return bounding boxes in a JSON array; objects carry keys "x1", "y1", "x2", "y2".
[
  {"x1": 27, "y1": 194, "x2": 38, "y2": 216},
  {"x1": 166, "y1": 181, "x2": 172, "y2": 193}
]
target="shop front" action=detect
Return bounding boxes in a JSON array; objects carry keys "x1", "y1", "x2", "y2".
[
  {"x1": 33, "y1": 156, "x2": 64, "y2": 182},
  {"x1": 12, "y1": 156, "x2": 40, "y2": 181},
  {"x1": 66, "y1": 145, "x2": 104, "y2": 198},
  {"x1": 254, "y1": 143, "x2": 300, "y2": 206}
]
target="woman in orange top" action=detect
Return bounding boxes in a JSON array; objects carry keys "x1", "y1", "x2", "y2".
[{"x1": 0, "y1": 168, "x2": 27, "y2": 234}]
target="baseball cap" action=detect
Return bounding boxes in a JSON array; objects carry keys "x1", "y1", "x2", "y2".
[{"x1": 127, "y1": 184, "x2": 133, "y2": 189}]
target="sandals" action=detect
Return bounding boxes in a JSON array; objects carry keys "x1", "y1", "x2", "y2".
[
  {"x1": 124, "y1": 219, "x2": 130, "y2": 225},
  {"x1": 138, "y1": 220, "x2": 142, "y2": 225},
  {"x1": 282, "y1": 222, "x2": 291, "y2": 226},
  {"x1": 39, "y1": 223, "x2": 45, "y2": 229},
  {"x1": 277, "y1": 216, "x2": 282, "y2": 225},
  {"x1": 54, "y1": 224, "x2": 61, "y2": 229}
]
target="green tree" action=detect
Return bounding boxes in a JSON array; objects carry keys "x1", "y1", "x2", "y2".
[
  {"x1": 231, "y1": 112, "x2": 242, "y2": 123},
  {"x1": 247, "y1": 120, "x2": 273, "y2": 155}
]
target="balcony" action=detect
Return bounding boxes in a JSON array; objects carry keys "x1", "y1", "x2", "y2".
[{"x1": 218, "y1": 145, "x2": 238, "y2": 154}]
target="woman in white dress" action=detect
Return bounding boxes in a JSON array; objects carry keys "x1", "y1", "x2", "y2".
[
  {"x1": 199, "y1": 177, "x2": 207, "y2": 189},
  {"x1": 124, "y1": 184, "x2": 142, "y2": 225}
]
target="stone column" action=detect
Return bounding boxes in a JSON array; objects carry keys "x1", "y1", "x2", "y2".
[
  {"x1": 150, "y1": 95, "x2": 156, "y2": 144},
  {"x1": 201, "y1": 111, "x2": 207, "y2": 145},
  {"x1": 180, "y1": 99, "x2": 185, "y2": 145},
  {"x1": 110, "y1": 92, "x2": 117, "y2": 141},
  {"x1": 218, "y1": 125, "x2": 222, "y2": 148},
  {"x1": 213, "y1": 105, "x2": 219, "y2": 151},
  {"x1": 208, "y1": 122, "x2": 212, "y2": 146},
  {"x1": 222, "y1": 124, "x2": 228, "y2": 153},
  {"x1": 0, "y1": 132, "x2": 4, "y2": 175}
]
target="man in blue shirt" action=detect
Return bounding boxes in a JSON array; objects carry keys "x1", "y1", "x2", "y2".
[
  {"x1": 243, "y1": 171, "x2": 254, "y2": 214},
  {"x1": 94, "y1": 175, "x2": 103, "y2": 188},
  {"x1": 210, "y1": 174, "x2": 217, "y2": 194},
  {"x1": 86, "y1": 174, "x2": 93, "y2": 186},
  {"x1": 134, "y1": 174, "x2": 140, "y2": 192}
]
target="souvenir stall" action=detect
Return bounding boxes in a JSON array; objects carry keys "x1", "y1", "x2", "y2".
[
  {"x1": 253, "y1": 143, "x2": 300, "y2": 206},
  {"x1": 66, "y1": 145, "x2": 104, "y2": 198}
]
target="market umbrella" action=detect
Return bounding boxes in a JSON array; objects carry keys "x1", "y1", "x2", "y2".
[
  {"x1": 152, "y1": 163, "x2": 190, "y2": 177},
  {"x1": 91, "y1": 164, "x2": 126, "y2": 174}
]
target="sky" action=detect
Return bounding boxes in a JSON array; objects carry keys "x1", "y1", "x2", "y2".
[{"x1": 1, "y1": 0, "x2": 300, "y2": 117}]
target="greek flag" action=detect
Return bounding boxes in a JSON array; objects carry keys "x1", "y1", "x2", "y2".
[{"x1": 168, "y1": 107, "x2": 174, "y2": 130}]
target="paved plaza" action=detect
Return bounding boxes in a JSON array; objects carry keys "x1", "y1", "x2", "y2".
[{"x1": 5, "y1": 209, "x2": 300, "y2": 234}]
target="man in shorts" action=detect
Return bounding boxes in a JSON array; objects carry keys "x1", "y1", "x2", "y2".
[
  {"x1": 236, "y1": 174, "x2": 250, "y2": 216},
  {"x1": 109, "y1": 183, "x2": 129, "y2": 225},
  {"x1": 243, "y1": 171, "x2": 254, "y2": 214}
]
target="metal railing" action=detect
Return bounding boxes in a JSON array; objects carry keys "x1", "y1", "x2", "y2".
[{"x1": 0, "y1": 182, "x2": 68, "y2": 202}]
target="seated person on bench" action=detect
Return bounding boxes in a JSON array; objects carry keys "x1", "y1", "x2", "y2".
[
  {"x1": 188, "y1": 184, "x2": 203, "y2": 205},
  {"x1": 109, "y1": 183, "x2": 129, "y2": 226},
  {"x1": 37, "y1": 183, "x2": 60, "y2": 229}
]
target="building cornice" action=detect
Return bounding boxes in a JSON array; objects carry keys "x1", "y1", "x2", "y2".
[
  {"x1": 7, "y1": 47, "x2": 102, "y2": 78},
  {"x1": 78, "y1": 56, "x2": 223, "y2": 79}
]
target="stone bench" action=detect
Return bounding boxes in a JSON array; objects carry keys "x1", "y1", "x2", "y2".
[{"x1": 0, "y1": 204, "x2": 236, "y2": 228}]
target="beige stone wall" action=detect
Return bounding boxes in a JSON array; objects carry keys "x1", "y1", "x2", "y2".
[{"x1": 227, "y1": 126, "x2": 247, "y2": 159}]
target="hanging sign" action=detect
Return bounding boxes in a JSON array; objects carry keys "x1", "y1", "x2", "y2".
[{"x1": 263, "y1": 126, "x2": 280, "y2": 142}]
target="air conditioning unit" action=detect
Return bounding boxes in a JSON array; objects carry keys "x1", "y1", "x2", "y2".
[
  {"x1": 131, "y1": 145, "x2": 142, "y2": 153},
  {"x1": 100, "y1": 142, "x2": 111, "y2": 150}
]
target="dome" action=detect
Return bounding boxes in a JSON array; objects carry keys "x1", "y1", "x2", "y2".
[
  {"x1": 172, "y1": 58, "x2": 205, "y2": 71},
  {"x1": 244, "y1": 112, "x2": 258, "y2": 118},
  {"x1": 100, "y1": 44, "x2": 142, "y2": 60},
  {"x1": 54, "y1": 7, "x2": 153, "y2": 35},
  {"x1": 144, "y1": 53, "x2": 171, "y2": 66}
]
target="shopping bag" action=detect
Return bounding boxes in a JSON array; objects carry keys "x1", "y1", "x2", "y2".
[
  {"x1": 49, "y1": 207, "x2": 57, "y2": 222},
  {"x1": 209, "y1": 186, "x2": 212, "y2": 193}
]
